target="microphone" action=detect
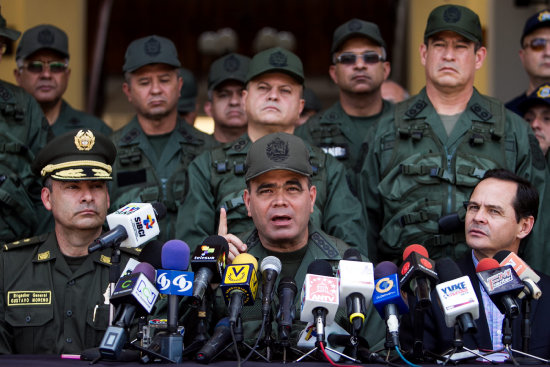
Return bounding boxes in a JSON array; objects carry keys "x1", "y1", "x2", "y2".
[
  {"x1": 399, "y1": 244, "x2": 438, "y2": 309},
  {"x1": 261, "y1": 256, "x2": 282, "y2": 319},
  {"x1": 476, "y1": 258, "x2": 524, "y2": 317},
  {"x1": 372, "y1": 261, "x2": 409, "y2": 348},
  {"x1": 277, "y1": 277, "x2": 297, "y2": 346},
  {"x1": 190, "y1": 235, "x2": 229, "y2": 305},
  {"x1": 138, "y1": 239, "x2": 165, "y2": 269},
  {"x1": 99, "y1": 262, "x2": 159, "y2": 359},
  {"x1": 89, "y1": 202, "x2": 167, "y2": 252},
  {"x1": 338, "y1": 249, "x2": 374, "y2": 332},
  {"x1": 300, "y1": 259, "x2": 339, "y2": 344},
  {"x1": 220, "y1": 253, "x2": 259, "y2": 325},
  {"x1": 434, "y1": 258, "x2": 479, "y2": 334},
  {"x1": 493, "y1": 250, "x2": 542, "y2": 300},
  {"x1": 196, "y1": 318, "x2": 232, "y2": 364}
]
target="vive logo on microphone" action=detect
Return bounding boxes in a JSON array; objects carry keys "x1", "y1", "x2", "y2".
[
  {"x1": 156, "y1": 270, "x2": 194, "y2": 296},
  {"x1": 440, "y1": 281, "x2": 467, "y2": 298}
]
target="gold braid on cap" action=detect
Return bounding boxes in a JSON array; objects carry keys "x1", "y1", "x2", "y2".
[{"x1": 41, "y1": 160, "x2": 112, "y2": 177}]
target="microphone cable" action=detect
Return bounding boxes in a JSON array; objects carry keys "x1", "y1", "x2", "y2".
[
  {"x1": 230, "y1": 322, "x2": 241, "y2": 367},
  {"x1": 241, "y1": 314, "x2": 267, "y2": 365},
  {"x1": 395, "y1": 346, "x2": 422, "y2": 367}
]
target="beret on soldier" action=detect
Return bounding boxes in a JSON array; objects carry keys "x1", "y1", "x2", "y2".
[
  {"x1": 16, "y1": 24, "x2": 69, "y2": 61},
  {"x1": 246, "y1": 47, "x2": 304, "y2": 85},
  {"x1": 208, "y1": 53, "x2": 251, "y2": 91},
  {"x1": 424, "y1": 4, "x2": 482, "y2": 44},
  {"x1": 123, "y1": 35, "x2": 180, "y2": 73},
  {"x1": 32, "y1": 129, "x2": 116, "y2": 181},
  {"x1": 245, "y1": 132, "x2": 312, "y2": 182}
]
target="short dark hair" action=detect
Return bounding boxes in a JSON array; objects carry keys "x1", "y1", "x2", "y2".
[
  {"x1": 43, "y1": 177, "x2": 52, "y2": 191},
  {"x1": 480, "y1": 169, "x2": 539, "y2": 222}
]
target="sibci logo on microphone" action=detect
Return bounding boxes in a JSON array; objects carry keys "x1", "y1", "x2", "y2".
[{"x1": 156, "y1": 270, "x2": 194, "y2": 296}]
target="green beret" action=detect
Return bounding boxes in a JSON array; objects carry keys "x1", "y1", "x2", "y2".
[
  {"x1": 32, "y1": 129, "x2": 116, "y2": 181},
  {"x1": 246, "y1": 47, "x2": 304, "y2": 85},
  {"x1": 123, "y1": 35, "x2": 180, "y2": 73},
  {"x1": 208, "y1": 53, "x2": 250, "y2": 91},
  {"x1": 331, "y1": 19, "x2": 386, "y2": 53},
  {"x1": 0, "y1": 10, "x2": 20, "y2": 41},
  {"x1": 424, "y1": 4, "x2": 482, "y2": 44},
  {"x1": 245, "y1": 132, "x2": 312, "y2": 182},
  {"x1": 16, "y1": 24, "x2": 68, "y2": 61},
  {"x1": 178, "y1": 68, "x2": 197, "y2": 114}
]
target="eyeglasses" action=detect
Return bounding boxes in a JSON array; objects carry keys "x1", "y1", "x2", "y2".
[
  {"x1": 333, "y1": 52, "x2": 385, "y2": 65},
  {"x1": 21, "y1": 60, "x2": 68, "y2": 74},
  {"x1": 524, "y1": 38, "x2": 550, "y2": 52}
]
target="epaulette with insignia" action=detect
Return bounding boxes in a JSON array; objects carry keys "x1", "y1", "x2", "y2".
[
  {"x1": 120, "y1": 246, "x2": 141, "y2": 257},
  {"x1": 3, "y1": 233, "x2": 48, "y2": 252},
  {"x1": 120, "y1": 127, "x2": 141, "y2": 145},
  {"x1": 310, "y1": 232, "x2": 339, "y2": 258}
]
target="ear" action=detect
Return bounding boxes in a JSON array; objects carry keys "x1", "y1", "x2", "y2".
[
  {"x1": 329, "y1": 64, "x2": 338, "y2": 84},
  {"x1": 122, "y1": 82, "x2": 132, "y2": 101},
  {"x1": 204, "y1": 101, "x2": 213, "y2": 117},
  {"x1": 308, "y1": 185, "x2": 317, "y2": 213},
  {"x1": 382, "y1": 61, "x2": 391, "y2": 81},
  {"x1": 243, "y1": 188, "x2": 252, "y2": 217},
  {"x1": 13, "y1": 68, "x2": 21, "y2": 85},
  {"x1": 517, "y1": 215, "x2": 535, "y2": 240},
  {"x1": 519, "y1": 48, "x2": 526, "y2": 68},
  {"x1": 474, "y1": 46, "x2": 487, "y2": 70},
  {"x1": 419, "y1": 43, "x2": 428, "y2": 67},
  {"x1": 177, "y1": 76, "x2": 183, "y2": 97},
  {"x1": 242, "y1": 89, "x2": 249, "y2": 113},
  {"x1": 41, "y1": 186, "x2": 53, "y2": 211}
]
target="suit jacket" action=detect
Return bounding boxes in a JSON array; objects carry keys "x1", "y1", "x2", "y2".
[{"x1": 400, "y1": 254, "x2": 550, "y2": 359}]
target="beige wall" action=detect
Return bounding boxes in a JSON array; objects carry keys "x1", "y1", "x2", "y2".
[
  {"x1": 407, "y1": 0, "x2": 490, "y2": 96},
  {"x1": 0, "y1": 0, "x2": 86, "y2": 109}
]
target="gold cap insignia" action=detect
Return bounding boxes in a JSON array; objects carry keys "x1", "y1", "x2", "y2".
[{"x1": 74, "y1": 130, "x2": 96, "y2": 151}]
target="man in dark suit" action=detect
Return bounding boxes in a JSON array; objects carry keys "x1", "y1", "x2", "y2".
[{"x1": 401, "y1": 169, "x2": 550, "y2": 360}]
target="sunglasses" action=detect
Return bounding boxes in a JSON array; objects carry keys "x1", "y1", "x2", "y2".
[
  {"x1": 21, "y1": 60, "x2": 68, "y2": 74},
  {"x1": 524, "y1": 38, "x2": 550, "y2": 52},
  {"x1": 334, "y1": 52, "x2": 385, "y2": 65}
]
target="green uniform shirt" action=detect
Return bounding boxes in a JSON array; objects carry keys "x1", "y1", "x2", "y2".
[
  {"x1": 0, "y1": 232, "x2": 137, "y2": 354},
  {"x1": 0, "y1": 80, "x2": 51, "y2": 243},
  {"x1": 295, "y1": 100, "x2": 394, "y2": 192},
  {"x1": 109, "y1": 117, "x2": 217, "y2": 242},
  {"x1": 50, "y1": 100, "x2": 112, "y2": 137},
  {"x1": 176, "y1": 133, "x2": 368, "y2": 254},
  {"x1": 358, "y1": 88, "x2": 550, "y2": 267}
]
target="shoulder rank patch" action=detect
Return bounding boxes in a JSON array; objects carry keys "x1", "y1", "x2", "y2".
[
  {"x1": 120, "y1": 246, "x2": 141, "y2": 257},
  {"x1": 310, "y1": 232, "x2": 339, "y2": 258},
  {"x1": 232, "y1": 138, "x2": 248, "y2": 152},
  {"x1": 120, "y1": 127, "x2": 141, "y2": 145},
  {"x1": 99, "y1": 255, "x2": 112, "y2": 265},
  {"x1": 470, "y1": 103, "x2": 492, "y2": 121},
  {"x1": 37, "y1": 251, "x2": 50, "y2": 261},
  {"x1": 3, "y1": 233, "x2": 48, "y2": 252},
  {"x1": 405, "y1": 100, "x2": 427, "y2": 119}
]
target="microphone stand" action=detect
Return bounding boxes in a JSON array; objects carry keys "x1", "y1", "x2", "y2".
[
  {"x1": 263, "y1": 311, "x2": 273, "y2": 361},
  {"x1": 441, "y1": 324, "x2": 494, "y2": 365},
  {"x1": 182, "y1": 292, "x2": 211, "y2": 357}
]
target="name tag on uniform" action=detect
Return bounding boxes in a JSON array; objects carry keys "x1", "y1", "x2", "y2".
[{"x1": 7, "y1": 291, "x2": 52, "y2": 306}]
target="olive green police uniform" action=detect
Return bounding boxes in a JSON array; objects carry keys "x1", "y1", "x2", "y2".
[
  {"x1": 0, "y1": 16, "x2": 51, "y2": 244},
  {"x1": 109, "y1": 35, "x2": 216, "y2": 243},
  {"x1": 51, "y1": 100, "x2": 112, "y2": 137},
  {"x1": 176, "y1": 133, "x2": 367, "y2": 252},
  {"x1": 359, "y1": 87, "x2": 548, "y2": 263}
]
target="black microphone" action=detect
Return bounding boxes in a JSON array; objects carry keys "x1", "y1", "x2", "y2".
[
  {"x1": 137, "y1": 239, "x2": 164, "y2": 269},
  {"x1": 196, "y1": 318, "x2": 231, "y2": 364},
  {"x1": 261, "y1": 256, "x2": 282, "y2": 319},
  {"x1": 277, "y1": 277, "x2": 297, "y2": 346},
  {"x1": 399, "y1": 244, "x2": 438, "y2": 309}
]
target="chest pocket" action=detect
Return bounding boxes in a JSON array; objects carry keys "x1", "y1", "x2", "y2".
[
  {"x1": 85, "y1": 303, "x2": 109, "y2": 348},
  {"x1": 6, "y1": 304, "x2": 54, "y2": 353}
]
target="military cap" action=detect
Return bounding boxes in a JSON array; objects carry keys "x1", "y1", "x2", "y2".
[
  {"x1": 123, "y1": 35, "x2": 181, "y2": 73},
  {"x1": 424, "y1": 4, "x2": 482, "y2": 44},
  {"x1": 518, "y1": 84, "x2": 550, "y2": 115},
  {"x1": 521, "y1": 10, "x2": 550, "y2": 45},
  {"x1": 246, "y1": 47, "x2": 304, "y2": 84},
  {"x1": 32, "y1": 129, "x2": 116, "y2": 181},
  {"x1": 0, "y1": 8, "x2": 20, "y2": 41},
  {"x1": 245, "y1": 132, "x2": 312, "y2": 181},
  {"x1": 16, "y1": 24, "x2": 68, "y2": 61},
  {"x1": 331, "y1": 19, "x2": 386, "y2": 53},
  {"x1": 208, "y1": 53, "x2": 251, "y2": 91},
  {"x1": 178, "y1": 68, "x2": 198, "y2": 114},
  {"x1": 303, "y1": 88, "x2": 322, "y2": 113}
]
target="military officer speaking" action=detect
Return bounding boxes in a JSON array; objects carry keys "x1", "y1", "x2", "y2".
[
  {"x1": 358, "y1": 4, "x2": 550, "y2": 269},
  {"x1": 0, "y1": 130, "x2": 136, "y2": 354}
]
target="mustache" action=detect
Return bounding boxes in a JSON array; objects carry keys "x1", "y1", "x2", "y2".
[
  {"x1": 148, "y1": 96, "x2": 168, "y2": 104},
  {"x1": 261, "y1": 101, "x2": 281, "y2": 110}
]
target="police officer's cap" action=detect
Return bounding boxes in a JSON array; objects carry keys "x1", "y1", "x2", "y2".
[
  {"x1": 331, "y1": 19, "x2": 386, "y2": 53},
  {"x1": 245, "y1": 47, "x2": 304, "y2": 85},
  {"x1": 0, "y1": 8, "x2": 20, "y2": 41},
  {"x1": 16, "y1": 24, "x2": 68, "y2": 61},
  {"x1": 424, "y1": 4, "x2": 482, "y2": 44},
  {"x1": 245, "y1": 132, "x2": 312, "y2": 182},
  {"x1": 518, "y1": 84, "x2": 550, "y2": 115},
  {"x1": 208, "y1": 53, "x2": 251, "y2": 91},
  {"x1": 178, "y1": 68, "x2": 197, "y2": 114},
  {"x1": 32, "y1": 129, "x2": 116, "y2": 181},
  {"x1": 123, "y1": 35, "x2": 181, "y2": 73},
  {"x1": 521, "y1": 10, "x2": 550, "y2": 46}
]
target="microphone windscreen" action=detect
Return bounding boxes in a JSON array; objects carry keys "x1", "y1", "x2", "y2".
[
  {"x1": 343, "y1": 248, "x2": 362, "y2": 261},
  {"x1": 202, "y1": 235, "x2": 230, "y2": 253},
  {"x1": 138, "y1": 240, "x2": 164, "y2": 269},
  {"x1": 307, "y1": 259, "x2": 333, "y2": 276},
  {"x1": 435, "y1": 257, "x2": 463, "y2": 282},
  {"x1": 133, "y1": 262, "x2": 156, "y2": 283},
  {"x1": 373, "y1": 261, "x2": 398, "y2": 279},
  {"x1": 493, "y1": 250, "x2": 512, "y2": 263},
  {"x1": 403, "y1": 244, "x2": 429, "y2": 260},
  {"x1": 232, "y1": 253, "x2": 258, "y2": 270},
  {"x1": 151, "y1": 202, "x2": 167, "y2": 220},
  {"x1": 476, "y1": 258, "x2": 500, "y2": 273},
  {"x1": 261, "y1": 256, "x2": 282, "y2": 273},
  {"x1": 161, "y1": 240, "x2": 190, "y2": 270}
]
